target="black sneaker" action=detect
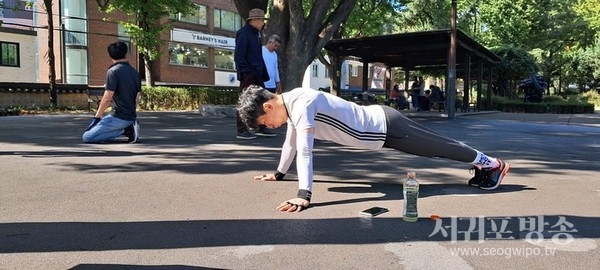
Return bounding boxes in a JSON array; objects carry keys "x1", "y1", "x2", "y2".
[
  {"x1": 236, "y1": 131, "x2": 257, "y2": 140},
  {"x1": 124, "y1": 120, "x2": 140, "y2": 143},
  {"x1": 478, "y1": 159, "x2": 510, "y2": 190},
  {"x1": 468, "y1": 166, "x2": 486, "y2": 186},
  {"x1": 124, "y1": 124, "x2": 134, "y2": 140},
  {"x1": 255, "y1": 128, "x2": 276, "y2": 137}
]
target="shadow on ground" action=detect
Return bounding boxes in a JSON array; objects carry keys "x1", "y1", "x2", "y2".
[{"x1": 1, "y1": 215, "x2": 597, "y2": 253}]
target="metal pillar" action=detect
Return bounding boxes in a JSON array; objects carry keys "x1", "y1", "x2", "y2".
[
  {"x1": 362, "y1": 62, "x2": 369, "y2": 91},
  {"x1": 477, "y1": 61, "x2": 484, "y2": 111},
  {"x1": 487, "y1": 66, "x2": 493, "y2": 109},
  {"x1": 463, "y1": 55, "x2": 471, "y2": 112},
  {"x1": 447, "y1": 0, "x2": 458, "y2": 119}
]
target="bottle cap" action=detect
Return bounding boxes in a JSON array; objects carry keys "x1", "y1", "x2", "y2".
[{"x1": 407, "y1": 172, "x2": 416, "y2": 178}]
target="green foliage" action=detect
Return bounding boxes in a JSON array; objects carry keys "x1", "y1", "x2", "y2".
[
  {"x1": 0, "y1": 105, "x2": 82, "y2": 116},
  {"x1": 543, "y1": 95, "x2": 567, "y2": 103},
  {"x1": 393, "y1": 0, "x2": 595, "y2": 96},
  {"x1": 489, "y1": 46, "x2": 537, "y2": 97},
  {"x1": 0, "y1": 106, "x2": 21, "y2": 116},
  {"x1": 492, "y1": 46, "x2": 537, "y2": 79},
  {"x1": 139, "y1": 86, "x2": 238, "y2": 111},
  {"x1": 582, "y1": 90, "x2": 600, "y2": 109},
  {"x1": 472, "y1": 0, "x2": 588, "y2": 49},
  {"x1": 343, "y1": 0, "x2": 405, "y2": 37},
  {"x1": 570, "y1": 37, "x2": 600, "y2": 90},
  {"x1": 573, "y1": 0, "x2": 600, "y2": 32},
  {"x1": 196, "y1": 88, "x2": 239, "y2": 106},
  {"x1": 396, "y1": 0, "x2": 450, "y2": 32},
  {"x1": 491, "y1": 95, "x2": 595, "y2": 113}
]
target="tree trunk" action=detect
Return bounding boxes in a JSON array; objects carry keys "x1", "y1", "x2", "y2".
[
  {"x1": 45, "y1": 0, "x2": 57, "y2": 106},
  {"x1": 324, "y1": 27, "x2": 344, "y2": 95},
  {"x1": 138, "y1": 2, "x2": 154, "y2": 87},
  {"x1": 329, "y1": 54, "x2": 342, "y2": 96},
  {"x1": 557, "y1": 66, "x2": 562, "y2": 95},
  {"x1": 234, "y1": 0, "x2": 358, "y2": 91},
  {"x1": 144, "y1": 54, "x2": 154, "y2": 87}
]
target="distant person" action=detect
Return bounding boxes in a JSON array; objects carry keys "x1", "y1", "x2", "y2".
[
  {"x1": 234, "y1": 8, "x2": 272, "y2": 139},
  {"x1": 237, "y1": 85, "x2": 510, "y2": 212},
  {"x1": 384, "y1": 84, "x2": 407, "y2": 110},
  {"x1": 262, "y1": 34, "x2": 282, "y2": 94},
  {"x1": 82, "y1": 41, "x2": 140, "y2": 144},
  {"x1": 410, "y1": 76, "x2": 420, "y2": 110},
  {"x1": 417, "y1": 76, "x2": 427, "y2": 111},
  {"x1": 427, "y1": 85, "x2": 444, "y2": 111}
]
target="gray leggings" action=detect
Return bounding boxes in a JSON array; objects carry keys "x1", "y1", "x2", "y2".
[{"x1": 381, "y1": 106, "x2": 477, "y2": 163}]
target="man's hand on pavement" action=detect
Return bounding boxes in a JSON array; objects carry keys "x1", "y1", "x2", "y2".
[
  {"x1": 276, "y1": 198, "x2": 309, "y2": 212},
  {"x1": 254, "y1": 173, "x2": 277, "y2": 181},
  {"x1": 85, "y1": 117, "x2": 101, "y2": 131}
]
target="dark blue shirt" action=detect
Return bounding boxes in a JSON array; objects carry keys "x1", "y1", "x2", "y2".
[
  {"x1": 234, "y1": 23, "x2": 269, "y2": 82},
  {"x1": 105, "y1": 61, "x2": 141, "y2": 121}
]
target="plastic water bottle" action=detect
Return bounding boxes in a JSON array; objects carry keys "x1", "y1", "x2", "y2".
[{"x1": 403, "y1": 172, "x2": 419, "y2": 222}]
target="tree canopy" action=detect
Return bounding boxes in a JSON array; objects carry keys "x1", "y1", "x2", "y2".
[{"x1": 395, "y1": 0, "x2": 599, "y2": 94}]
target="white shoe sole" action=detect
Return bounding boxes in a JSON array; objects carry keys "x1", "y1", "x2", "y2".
[
  {"x1": 236, "y1": 135, "x2": 256, "y2": 139},
  {"x1": 130, "y1": 121, "x2": 140, "y2": 143},
  {"x1": 255, "y1": 133, "x2": 276, "y2": 137}
]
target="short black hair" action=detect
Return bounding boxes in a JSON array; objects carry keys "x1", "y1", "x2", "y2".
[
  {"x1": 237, "y1": 85, "x2": 276, "y2": 129},
  {"x1": 107, "y1": 41, "x2": 128, "y2": 60}
]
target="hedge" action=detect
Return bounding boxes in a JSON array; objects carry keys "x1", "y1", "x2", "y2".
[
  {"x1": 139, "y1": 86, "x2": 238, "y2": 111},
  {"x1": 491, "y1": 95, "x2": 595, "y2": 114},
  {"x1": 493, "y1": 101, "x2": 594, "y2": 113}
]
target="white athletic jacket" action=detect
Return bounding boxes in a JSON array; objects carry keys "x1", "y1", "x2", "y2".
[{"x1": 276, "y1": 87, "x2": 387, "y2": 192}]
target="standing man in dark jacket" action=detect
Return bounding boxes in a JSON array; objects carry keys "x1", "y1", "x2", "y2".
[{"x1": 234, "y1": 8, "x2": 274, "y2": 139}]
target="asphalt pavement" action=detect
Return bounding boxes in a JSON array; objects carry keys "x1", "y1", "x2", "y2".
[{"x1": 0, "y1": 110, "x2": 598, "y2": 269}]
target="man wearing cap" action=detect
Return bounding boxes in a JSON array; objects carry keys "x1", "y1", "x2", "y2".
[{"x1": 234, "y1": 8, "x2": 274, "y2": 139}]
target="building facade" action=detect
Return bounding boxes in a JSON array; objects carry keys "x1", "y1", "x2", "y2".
[
  {"x1": 0, "y1": 27, "x2": 37, "y2": 82},
  {"x1": 0, "y1": 0, "x2": 37, "y2": 82},
  {"x1": 84, "y1": 0, "x2": 242, "y2": 87},
  {"x1": 1, "y1": 0, "x2": 386, "y2": 90}
]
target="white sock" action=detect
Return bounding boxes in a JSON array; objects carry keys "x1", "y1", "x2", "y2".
[{"x1": 472, "y1": 151, "x2": 499, "y2": 169}]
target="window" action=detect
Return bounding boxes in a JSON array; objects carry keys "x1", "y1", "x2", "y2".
[
  {"x1": 174, "y1": 4, "x2": 207, "y2": 25},
  {"x1": 351, "y1": 65, "x2": 358, "y2": 77},
  {"x1": 311, "y1": 64, "x2": 318, "y2": 77},
  {"x1": 0, "y1": 42, "x2": 19, "y2": 67},
  {"x1": 62, "y1": 0, "x2": 87, "y2": 46},
  {"x1": 168, "y1": 42, "x2": 208, "y2": 68},
  {"x1": 214, "y1": 9, "x2": 242, "y2": 31},
  {"x1": 61, "y1": 0, "x2": 88, "y2": 83},
  {"x1": 65, "y1": 48, "x2": 87, "y2": 84},
  {"x1": 214, "y1": 49, "x2": 235, "y2": 70},
  {"x1": 117, "y1": 24, "x2": 132, "y2": 53},
  {"x1": 325, "y1": 67, "x2": 330, "y2": 78}
]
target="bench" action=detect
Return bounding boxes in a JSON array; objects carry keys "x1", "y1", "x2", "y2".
[{"x1": 87, "y1": 87, "x2": 105, "y2": 111}]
